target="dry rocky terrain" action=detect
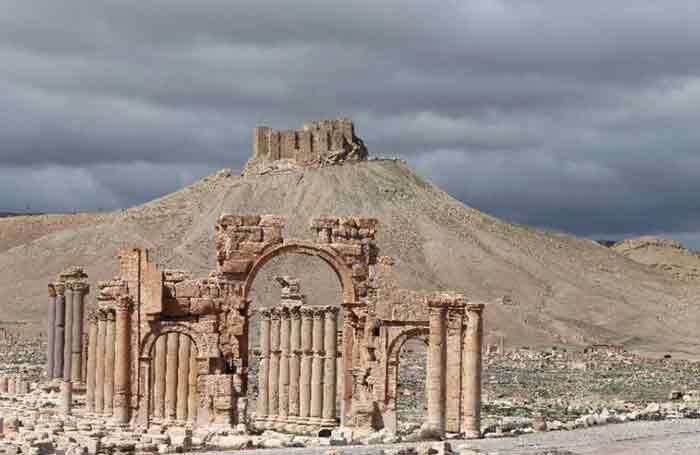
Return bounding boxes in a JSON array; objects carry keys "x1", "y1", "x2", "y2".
[{"x1": 1, "y1": 159, "x2": 699, "y2": 355}]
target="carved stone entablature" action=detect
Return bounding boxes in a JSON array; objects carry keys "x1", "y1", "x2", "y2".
[
  {"x1": 97, "y1": 279, "x2": 127, "y2": 303},
  {"x1": 216, "y1": 215, "x2": 284, "y2": 278},
  {"x1": 58, "y1": 266, "x2": 88, "y2": 282}
]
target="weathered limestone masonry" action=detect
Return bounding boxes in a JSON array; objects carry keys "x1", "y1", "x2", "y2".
[
  {"x1": 46, "y1": 119, "x2": 487, "y2": 439},
  {"x1": 68, "y1": 212, "x2": 486, "y2": 438},
  {"x1": 242, "y1": 118, "x2": 368, "y2": 175}
]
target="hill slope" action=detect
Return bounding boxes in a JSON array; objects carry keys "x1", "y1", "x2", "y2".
[{"x1": 1, "y1": 160, "x2": 698, "y2": 355}]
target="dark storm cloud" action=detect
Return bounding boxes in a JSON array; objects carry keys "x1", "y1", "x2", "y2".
[{"x1": 2, "y1": 1, "x2": 700, "y2": 245}]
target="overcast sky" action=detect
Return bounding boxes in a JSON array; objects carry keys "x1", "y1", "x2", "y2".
[{"x1": 2, "y1": 1, "x2": 700, "y2": 246}]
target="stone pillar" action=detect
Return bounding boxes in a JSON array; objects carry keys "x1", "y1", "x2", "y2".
[
  {"x1": 152, "y1": 335, "x2": 167, "y2": 419},
  {"x1": 299, "y1": 308, "x2": 313, "y2": 424},
  {"x1": 462, "y1": 303, "x2": 484, "y2": 439},
  {"x1": 63, "y1": 285, "x2": 74, "y2": 381},
  {"x1": 268, "y1": 309, "x2": 281, "y2": 422},
  {"x1": 85, "y1": 312, "x2": 98, "y2": 413},
  {"x1": 187, "y1": 342, "x2": 198, "y2": 422},
  {"x1": 278, "y1": 307, "x2": 290, "y2": 425},
  {"x1": 164, "y1": 332, "x2": 180, "y2": 420},
  {"x1": 256, "y1": 309, "x2": 271, "y2": 422},
  {"x1": 322, "y1": 307, "x2": 338, "y2": 424},
  {"x1": 310, "y1": 308, "x2": 325, "y2": 422},
  {"x1": 47, "y1": 285, "x2": 57, "y2": 379},
  {"x1": 53, "y1": 285, "x2": 66, "y2": 379},
  {"x1": 176, "y1": 336, "x2": 191, "y2": 421},
  {"x1": 103, "y1": 310, "x2": 116, "y2": 416},
  {"x1": 61, "y1": 380, "x2": 72, "y2": 416},
  {"x1": 94, "y1": 311, "x2": 107, "y2": 414},
  {"x1": 82, "y1": 332, "x2": 89, "y2": 383},
  {"x1": 426, "y1": 302, "x2": 446, "y2": 438},
  {"x1": 445, "y1": 305, "x2": 465, "y2": 433},
  {"x1": 113, "y1": 297, "x2": 132, "y2": 424},
  {"x1": 0, "y1": 375, "x2": 7, "y2": 393},
  {"x1": 340, "y1": 305, "x2": 355, "y2": 426},
  {"x1": 288, "y1": 307, "x2": 301, "y2": 422},
  {"x1": 71, "y1": 282, "x2": 89, "y2": 384}
]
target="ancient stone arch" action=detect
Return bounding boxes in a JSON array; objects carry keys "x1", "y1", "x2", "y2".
[{"x1": 241, "y1": 241, "x2": 357, "y2": 305}]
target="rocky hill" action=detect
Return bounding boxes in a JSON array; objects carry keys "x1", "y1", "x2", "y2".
[
  {"x1": 1, "y1": 152, "x2": 699, "y2": 355},
  {"x1": 613, "y1": 236, "x2": 700, "y2": 281}
]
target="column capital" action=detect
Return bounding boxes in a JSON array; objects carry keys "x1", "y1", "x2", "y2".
[
  {"x1": 54, "y1": 283, "x2": 66, "y2": 296},
  {"x1": 324, "y1": 306, "x2": 340, "y2": 316},
  {"x1": 67, "y1": 281, "x2": 90, "y2": 295},
  {"x1": 300, "y1": 307, "x2": 315, "y2": 319},
  {"x1": 289, "y1": 306, "x2": 302, "y2": 319},
  {"x1": 97, "y1": 309, "x2": 110, "y2": 321},
  {"x1": 258, "y1": 308, "x2": 273, "y2": 318},
  {"x1": 48, "y1": 284, "x2": 57, "y2": 298},
  {"x1": 312, "y1": 307, "x2": 325, "y2": 320},
  {"x1": 466, "y1": 303, "x2": 485, "y2": 315},
  {"x1": 115, "y1": 296, "x2": 133, "y2": 313},
  {"x1": 270, "y1": 307, "x2": 282, "y2": 320}
]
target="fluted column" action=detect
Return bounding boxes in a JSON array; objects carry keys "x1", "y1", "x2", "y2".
[
  {"x1": 63, "y1": 285, "x2": 74, "y2": 381},
  {"x1": 340, "y1": 305, "x2": 356, "y2": 426},
  {"x1": 152, "y1": 335, "x2": 167, "y2": 420},
  {"x1": 256, "y1": 309, "x2": 271, "y2": 422},
  {"x1": 268, "y1": 309, "x2": 281, "y2": 423},
  {"x1": 103, "y1": 310, "x2": 116, "y2": 416},
  {"x1": 47, "y1": 285, "x2": 57, "y2": 379},
  {"x1": 113, "y1": 297, "x2": 132, "y2": 424},
  {"x1": 462, "y1": 303, "x2": 484, "y2": 439},
  {"x1": 71, "y1": 282, "x2": 89, "y2": 383},
  {"x1": 288, "y1": 307, "x2": 301, "y2": 423},
  {"x1": 85, "y1": 312, "x2": 98, "y2": 413},
  {"x1": 176, "y1": 335, "x2": 191, "y2": 421},
  {"x1": 299, "y1": 308, "x2": 313, "y2": 424},
  {"x1": 164, "y1": 332, "x2": 180, "y2": 420},
  {"x1": 187, "y1": 341, "x2": 198, "y2": 421},
  {"x1": 61, "y1": 380, "x2": 72, "y2": 416},
  {"x1": 94, "y1": 310, "x2": 107, "y2": 414},
  {"x1": 427, "y1": 302, "x2": 446, "y2": 438},
  {"x1": 310, "y1": 308, "x2": 325, "y2": 422},
  {"x1": 445, "y1": 306, "x2": 465, "y2": 433},
  {"x1": 278, "y1": 307, "x2": 290, "y2": 425},
  {"x1": 53, "y1": 285, "x2": 66, "y2": 379},
  {"x1": 322, "y1": 307, "x2": 338, "y2": 424}
]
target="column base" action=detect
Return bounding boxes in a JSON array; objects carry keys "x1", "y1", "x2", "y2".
[{"x1": 462, "y1": 429, "x2": 482, "y2": 439}]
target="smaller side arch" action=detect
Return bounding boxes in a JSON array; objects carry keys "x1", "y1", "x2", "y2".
[{"x1": 140, "y1": 323, "x2": 206, "y2": 360}]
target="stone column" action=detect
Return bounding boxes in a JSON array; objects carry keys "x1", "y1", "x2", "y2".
[
  {"x1": 445, "y1": 305, "x2": 465, "y2": 433},
  {"x1": 187, "y1": 342, "x2": 198, "y2": 422},
  {"x1": 61, "y1": 380, "x2": 72, "y2": 416},
  {"x1": 462, "y1": 303, "x2": 484, "y2": 439},
  {"x1": 53, "y1": 285, "x2": 66, "y2": 379},
  {"x1": 47, "y1": 285, "x2": 57, "y2": 379},
  {"x1": 152, "y1": 335, "x2": 167, "y2": 420},
  {"x1": 288, "y1": 307, "x2": 301, "y2": 423},
  {"x1": 176, "y1": 336, "x2": 191, "y2": 421},
  {"x1": 71, "y1": 282, "x2": 89, "y2": 384},
  {"x1": 103, "y1": 310, "x2": 116, "y2": 416},
  {"x1": 113, "y1": 297, "x2": 132, "y2": 424},
  {"x1": 0, "y1": 375, "x2": 7, "y2": 393},
  {"x1": 85, "y1": 312, "x2": 98, "y2": 413},
  {"x1": 63, "y1": 285, "x2": 74, "y2": 381},
  {"x1": 299, "y1": 308, "x2": 313, "y2": 424},
  {"x1": 164, "y1": 332, "x2": 180, "y2": 420},
  {"x1": 278, "y1": 307, "x2": 290, "y2": 425},
  {"x1": 340, "y1": 305, "x2": 356, "y2": 426},
  {"x1": 310, "y1": 308, "x2": 325, "y2": 422},
  {"x1": 322, "y1": 307, "x2": 338, "y2": 424},
  {"x1": 256, "y1": 309, "x2": 271, "y2": 422},
  {"x1": 94, "y1": 311, "x2": 107, "y2": 414},
  {"x1": 268, "y1": 309, "x2": 281, "y2": 423},
  {"x1": 426, "y1": 302, "x2": 446, "y2": 438}
]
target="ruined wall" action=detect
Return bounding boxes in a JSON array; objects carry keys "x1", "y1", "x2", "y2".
[{"x1": 242, "y1": 118, "x2": 368, "y2": 175}]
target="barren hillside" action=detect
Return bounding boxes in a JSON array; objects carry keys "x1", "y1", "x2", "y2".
[
  {"x1": 1, "y1": 160, "x2": 698, "y2": 355},
  {"x1": 613, "y1": 236, "x2": 700, "y2": 282}
]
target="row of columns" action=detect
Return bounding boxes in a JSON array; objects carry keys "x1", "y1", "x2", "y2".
[
  {"x1": 150, "y1": 332, "x2": 199, "y2": 423},
  {"x1": 84, "y1": 297, "x2": 132, "y2": 424},
  {"x1": 46, "y1": 280, "x2": 89, "y2": 383},
  {"x1": 0, "y1": 374, "x2": 30, "y2": 395},
  {"x1": 256, "y1": 305, "x2": 338, "y2": 432},
  {"x1": 425, "y1": 302, "x2": 483, "y2": 439}
]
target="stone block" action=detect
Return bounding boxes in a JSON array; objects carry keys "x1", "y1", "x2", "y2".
[{"x1": 173, "y1": 280, "x2": 200, "y2": 299}]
